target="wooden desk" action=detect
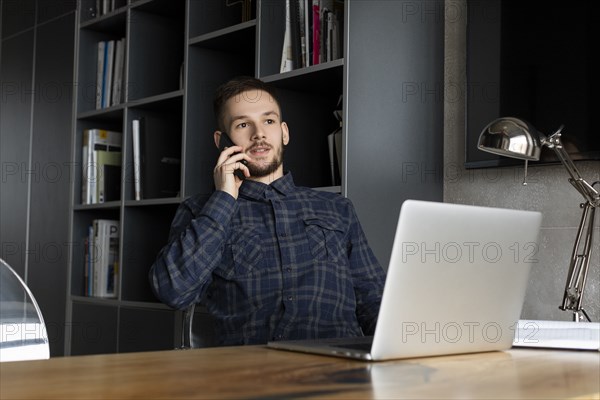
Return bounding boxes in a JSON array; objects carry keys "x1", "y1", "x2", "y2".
[{"x1": 1, "y1": 346, "x2": 598, "y2": 399}]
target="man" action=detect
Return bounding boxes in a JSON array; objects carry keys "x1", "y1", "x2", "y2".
[{"x1": 150, "y1": 76, "x2": 385, "y2": 346}]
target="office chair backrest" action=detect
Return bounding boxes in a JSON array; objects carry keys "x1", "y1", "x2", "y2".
[{"x1": 0, "y1": 258, "x2": 50, "y2": 362}]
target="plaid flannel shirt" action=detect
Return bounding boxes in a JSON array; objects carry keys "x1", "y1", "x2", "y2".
[{"x1": 150, "y1": 172, "x2": 385, "y2": 345}]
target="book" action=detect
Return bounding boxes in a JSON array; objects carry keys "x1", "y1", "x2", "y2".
[
  {"x1": 289, "y1": 0, "x2": 303, "y2": 69},
  {"x1": 512, "y1": 319, "x2": 600, "y2": 351},
  {"x1": 304, "y1": 0, "x2": 344, "y2": 65},
  {"x1": 111, "y1": 38, "x2": 125, "y2": 106},
  {"x1": 100, "y1": 40, "x2": 108, "y2": 108},
  {"x1": 280, "y1": 0, "x2": 293, "y2": 73},
  {"x1": 132, "y1": 118, "x2": 142, "y2": 200},
  {"x1": 96, "y1": 149, "x2": 122, "y2": 203},
  {"x1": 91, "y1": 219, "x2": 119, "y2": 298},
  {"x1": 85, "y1": 225, "x2": 94, "y2": 296},
  {"x1": 94, "y1": 38, "x2": 126, "y2": 108},
  {"x1": 326, "y1": 9, "x2": 334, "y2": 61},
  {"x1": 312, "y1": 0, "x2": 320, "y2": 65},
  {"x1": 304, "y1": 0, "x2": 310, "y2": 67},
  {"x1": 96, "y1": 41, "x2": 105, "y2": 109},
  {"x1": 319, "y1": 4, "x2": 329, "y2": 63},
  {"x1": 81, "y1": 129, "x2": 122, "y2": 204},
  {"x1": 102, "y1": 40, "x2": 115, "y2": 109},
  {"x1": 326, "y1": 3, "x2": 341, "y2": 62}
]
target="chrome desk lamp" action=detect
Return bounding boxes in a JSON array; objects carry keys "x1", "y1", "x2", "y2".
[{"x1": 478, "y1": 117, "x2": 600, "y2": 322}]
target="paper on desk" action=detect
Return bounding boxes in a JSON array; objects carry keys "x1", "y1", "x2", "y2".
[{"x1": 512, "y1": 319, "x2": 600, "y2": 351}]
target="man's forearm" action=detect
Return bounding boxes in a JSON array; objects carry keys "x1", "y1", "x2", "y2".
[{"x1": 149, "y1": 191, "x2": 237, "y2": 309}]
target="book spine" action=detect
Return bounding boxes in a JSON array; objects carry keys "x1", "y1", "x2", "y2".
[
  {"x1": 132, "y1": 119, "x2": 142, "y2": 200},
  {"x1": 83, "y1": 129, "x2": 123, "y2": 204},
  {"x1": 327, "y1": 11, "x2": 333, "y2": 62},
  {"x1": 304, "y1": 0, "x2": 310, "y2": 67},
  {"x1": 312, "y1": 0, "x2": 320, "y2": 65},
  {"x1": 103, "y1": 40, "x2": 115, "y2": 109},
  {"x1": 320, "y1": 7, "x2": 327, "y2": 63},
  {"x1": 100, "y1": 41, "x2": 109, "y2": 108},
  {"x1": 84, "y1": 225, "x2": 93, "y2": 296},
  {"x1": 96, "y1": 41, "x2": 105, "y2": 109},
  {"x1": 92, "y1": 220, "x2": 101, "y2": 296},
  {"x1": 111, "y1": 39, "x2": 124, "y2": 106},
  {"x1": 92, "y1": 219, "x2": 119, "y2": 298},
  {"x1": 290, "y1": 0, "x2": 303, "y2": 69},
  {"x1": 107, "y1": 220, "x2": 119, "y2": 298},
  {"x1": 82, "y1": 130, "x2": 90, "y2": 204},
  {"x1": 280, "y1": 0, "x2": 293, "y2": 73}
]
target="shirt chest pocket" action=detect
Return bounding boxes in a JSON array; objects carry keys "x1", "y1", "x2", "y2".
[
  {"x1": 214, "y1": 228, "x2": 264, "y2": 280},
  {"x1": 303, "y1": 217, "x2": 348, "y2": 263}
]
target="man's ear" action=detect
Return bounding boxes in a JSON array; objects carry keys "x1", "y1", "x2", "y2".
[
  {"x1": 214, "y1": 131, "x2": 222, "y2": 149},
  {"x1": 282, "y1": 122, "x2": 290, "y2": 146}
]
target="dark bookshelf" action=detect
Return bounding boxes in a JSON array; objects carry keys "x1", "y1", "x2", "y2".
[{"x1": 66, "y1": 0, "x2": 444, "y2": 355}]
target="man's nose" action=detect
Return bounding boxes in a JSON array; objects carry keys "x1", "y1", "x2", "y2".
[{"x1": 251, "y1": 125, "x2": 266, "y2": 140}]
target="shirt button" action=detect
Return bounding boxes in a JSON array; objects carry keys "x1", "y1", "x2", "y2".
[
  {"x1": 287, "y1": 295, "x2": 293, "y2": 301},
  {"x1": 286, "y1": 268, "x2": 292, "y2": 273}
]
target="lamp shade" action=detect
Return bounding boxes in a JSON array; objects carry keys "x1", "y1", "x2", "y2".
[{"x1": 478, "y1": 117, "x2": 545, "y2": 161}]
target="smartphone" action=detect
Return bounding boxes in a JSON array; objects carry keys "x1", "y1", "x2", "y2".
[{"x1": 219, "y1": 132, "x2": 248, "y2": 180}]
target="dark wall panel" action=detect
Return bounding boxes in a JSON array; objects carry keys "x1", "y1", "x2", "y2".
[
  {"x1": 1, "y1": 0, "x2": 36, "y2": 38},
  {"x1": 1, "y1": 1, "x2": 75, "y2": 357},
  {"x1": 28, "y1": 12, "x2": 75, "y2": 357},
  {"x1": 0, "y1": 30, "x2": 34, "y2": 276}
]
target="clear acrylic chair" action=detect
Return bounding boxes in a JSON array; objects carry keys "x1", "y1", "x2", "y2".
[
  {"x1": 179, "y1": 303, "x2": 217, "y2": 349},
  {"x1": 179, "y1": 303, "x2": 196, "y2": 349},
  {"x1": 0, "y1": 258, "x2": 50, "y2": 362}
]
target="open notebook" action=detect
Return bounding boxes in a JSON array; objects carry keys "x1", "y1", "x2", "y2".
[
  {"x1": 268, "y1": 200, "x2": 543, "y2": 361},
  {"x1": 513, "y1": 319, "x2": 600, "y2": 351}
]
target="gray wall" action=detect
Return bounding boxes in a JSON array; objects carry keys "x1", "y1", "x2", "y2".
[
  {"x1": 444, "y1": 0, "x2": 599, "y2": 322},
  {"x1": 345, "y1": 0, "x2": 444, "y2": 269},
  {"x1": 0, "y1": 0, "x2": 76, "y2": 356}
]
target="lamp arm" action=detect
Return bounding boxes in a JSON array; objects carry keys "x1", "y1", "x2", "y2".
[
  {"x1": 559, "y1": 202, "x2": 596, "y2": 322},
  {"x1": 542, "y1": 131, "x2": 598, "y2": 322},
  {"x1": 543, "y1": 132, "x2": 600, "y2": 207}
]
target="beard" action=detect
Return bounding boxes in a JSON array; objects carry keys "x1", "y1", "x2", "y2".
[{"x1": 247, "y1": 139, "x2": 285, "y2": 179}]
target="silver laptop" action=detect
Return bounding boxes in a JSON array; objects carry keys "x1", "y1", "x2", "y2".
[{"x1": 267, "y1": 200, "x2": 543, "y2": 361}]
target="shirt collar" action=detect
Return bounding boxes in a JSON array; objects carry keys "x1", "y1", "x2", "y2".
[{"x1": 239, "y1": 171, "x2": 296, "y2": 200}]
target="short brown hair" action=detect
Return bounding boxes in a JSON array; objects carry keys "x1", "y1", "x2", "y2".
[{"x1": 213, "y1": 76, "x2": 281, "y2": 131}]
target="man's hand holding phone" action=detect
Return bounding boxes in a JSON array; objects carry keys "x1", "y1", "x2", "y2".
[{"x1": 214, "y1": 133, "x2": 251, "y2": 199}]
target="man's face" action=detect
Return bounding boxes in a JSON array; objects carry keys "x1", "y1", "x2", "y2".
[{"x1": 220, "y1": 89, "x2": 289, "y2": 181}]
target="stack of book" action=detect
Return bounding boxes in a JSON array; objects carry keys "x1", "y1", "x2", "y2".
[
  {"x1": 84, "y1": 219, "x2": 119, "y2": 298},
  {"x1": 96, "y1": 38, "x2": 126, "y2": 109},
  {"x1": 81, "y1": 129, "x2": 122, "y2": 205},
  {"x1": 89, "y1": 0, "x2": 127, "y2": 19},
  {"x1": 281, "y1": 0, "x2": 343, "y2": 72}
]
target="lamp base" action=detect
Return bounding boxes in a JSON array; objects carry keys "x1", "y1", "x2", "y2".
[{"x1": 568, "y1": 309, "x2": 592, "y2": 323}]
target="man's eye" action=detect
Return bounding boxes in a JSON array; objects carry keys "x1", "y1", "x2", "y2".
[
  {"x1": 265, "y1": 119, "x2": 275, "y2": 124},
  {"x1": 237, "y1": 122, "x2": 248, "y2": 128}
]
